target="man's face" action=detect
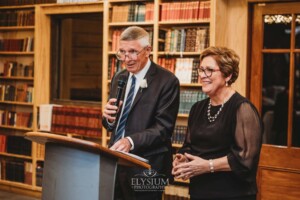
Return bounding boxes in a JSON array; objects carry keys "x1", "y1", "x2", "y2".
[{"x1": 117, "y1": 40, "x2": 150, "y2": 74}]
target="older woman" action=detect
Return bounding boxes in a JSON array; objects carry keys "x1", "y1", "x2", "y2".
[{"x1": 172, "y1": 46, "x2": 262, "y2": 200}]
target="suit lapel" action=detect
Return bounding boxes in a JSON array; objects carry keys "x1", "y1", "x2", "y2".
[{"x1": 130, "y1": 62, "x2": 157, "y2": 111}]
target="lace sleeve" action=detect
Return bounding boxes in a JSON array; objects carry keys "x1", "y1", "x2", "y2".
[{"x1": 227, "y1": 102, "x2": 263, "y2": 182}]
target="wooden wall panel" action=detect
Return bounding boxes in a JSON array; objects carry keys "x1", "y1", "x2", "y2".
[
  {"x1": 71, "y1": 61, "x2": 101, "y2": 75},
  {"x1": 260, "y1": 169, "x2": 300, "y2": 200},
  {"x1": 259, "y1": 146, "x2": 300, "y2": 170},
  {"x1": 213, "y1": 0, "x2": 248, "y2": 96}
]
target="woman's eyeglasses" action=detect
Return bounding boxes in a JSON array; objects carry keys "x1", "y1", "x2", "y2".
[{"x1": 197, "y1": 67, "x2": 220, "y2": 77}]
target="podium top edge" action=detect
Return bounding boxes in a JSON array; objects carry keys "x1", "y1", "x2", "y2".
[{"x1": 25, "y1": 132, "x2": 150, "y2": 169}]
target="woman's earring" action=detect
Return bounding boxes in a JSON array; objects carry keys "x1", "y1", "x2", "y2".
[{"x1": 225, "y1": 81, "x2": 228, "y2": 87}]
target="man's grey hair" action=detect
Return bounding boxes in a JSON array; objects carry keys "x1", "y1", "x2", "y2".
[{"x1": 120, "y1": 26, "x2": 150, "y2": 47}]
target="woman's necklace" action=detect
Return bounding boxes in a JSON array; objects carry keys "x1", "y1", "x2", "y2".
[{"x1": 207, "y1": 99, "x2": 224, "y2": 123}]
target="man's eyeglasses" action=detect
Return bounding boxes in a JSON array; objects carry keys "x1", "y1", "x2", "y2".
[
  {"x1": 197, "y1": 67, "x2": 220, "y2": 77},
  {"x1": 116, "y1": 46, "x2": 148, "y2": 61}
]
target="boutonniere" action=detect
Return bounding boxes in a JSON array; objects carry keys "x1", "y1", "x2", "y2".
[{"x1": 140, "y1": 79, "x2": 148, "y2": 92}]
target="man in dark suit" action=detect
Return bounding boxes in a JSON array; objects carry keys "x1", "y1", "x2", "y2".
[{"x1": 102, "y1": 26, "x2": 180, "y2": 200}]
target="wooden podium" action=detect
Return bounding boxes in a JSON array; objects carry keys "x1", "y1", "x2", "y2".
[{"x1": 25, "y1": 132, "x2": 150, "y2": 200}]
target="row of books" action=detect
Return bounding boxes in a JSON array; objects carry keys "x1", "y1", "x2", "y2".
[
  {"x1": 164, "y1": 184, "x2": 189, "y2": 200},
  {"x1": 39, "y1": 104, "x2": 102, "y2": 137},
  {"x1": 110, "y1": 27, "x2": 208, "y2": 53},
  {"x1": 0, "y1": 135, "x2": 44, "y2": 158},
  {"x1": 0, "y1": 159, "x2": 32, "y2": 185},
  {"x1": 0, "y1": 84, "x2": 34, "y2": 102},
  {"x1": 36, "y1": 143, "x2": 45, "y2": 160},
  {"x1": 0, "y1": 10, "x2": 34, "y2": 27},
  {"x1": 160, "y1": 57, "x2": 199, "y2": 84},
  {"x1": 0, "y1": 136, "x2": 32, "y2": 156},
  {"x1": 109, "y1": 56, "x2": 200, "y2": 84},
  {"x1": 160, "y1": 1, "x2": 210, "y2": 22},
  {"x1": 174, "y1": 58, "x2": 200, "y2": 84},
  {"x1": 0, "y1": 37, "x2": 34, "y2": 52},
  {"x1": 111, "y1": 28, "x2": 153, "y2": 52},
  {"x1": 36, "y1": 162, "x2": 43, "y2": 186},
  {"x1": 57, "y1": 0, "x2": 98, "y2": 3},
  {"x1": 0, "y1": 0, "x2": 55, "y2": 5},
  {"x1": 111, "y1": 3, "x2": 154, "y2": 23},
  {"x1": 172, "y1": 125, "x2": 187, "y2": 145},
  {"x1": 162, "y1": 27, "x2": 209, "y2": 53},
  {"x1": 108, "y1": 57, "x2": 125, "y2": 80},
  {"x1": 0, "y1": 61, "x2": 34, "y2": 77},
  {"x1": 179, "y1": 90, "x2": 208, "y2": 114},
  {"x1": 0, "y1": 135, "x2": 6, "y2": 153},
  {"x1": 0, "y1": 110, "x2": 33, "y2": 129}
]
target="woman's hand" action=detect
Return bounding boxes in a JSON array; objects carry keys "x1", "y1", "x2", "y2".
[
  {"x1": 172, "y1": 153, "x2": 188, "y2": 175},
  {"x1": 172, "y1": 153, "x2": 209, "y2": 180}
]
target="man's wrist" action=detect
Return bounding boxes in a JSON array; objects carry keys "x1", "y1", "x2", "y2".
[
  {"x1": 126, "y1": 137, "x2": 134, "y2": 150},
  {"x1": 106, "y1": 118, "x2": 115, "y2": 128}
]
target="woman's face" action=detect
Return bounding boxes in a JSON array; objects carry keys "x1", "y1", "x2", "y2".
[{"x1": 199, "y1": 56, "x2": 228, "y2": 97}]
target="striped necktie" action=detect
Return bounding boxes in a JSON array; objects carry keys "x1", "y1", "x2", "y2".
[{"x1": 114, "y1": 75, "x2": 136, "y2": 143}]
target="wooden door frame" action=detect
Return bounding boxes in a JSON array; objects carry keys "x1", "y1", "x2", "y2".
[
  {"x1": 249, "y1": 2, "x2": 300, "y2": 148},
  {"x1": 249, "y1": 2, "x2": 300, "y2": 199}
]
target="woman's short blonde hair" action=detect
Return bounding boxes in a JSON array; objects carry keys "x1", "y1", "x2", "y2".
[{"x1": 200, "y1": 46, "x2": 240, "y2": 85}]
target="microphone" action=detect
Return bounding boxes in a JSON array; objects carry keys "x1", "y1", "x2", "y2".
[{"x1": 114, "y1": 75, "x2": 127, "y2": 107}]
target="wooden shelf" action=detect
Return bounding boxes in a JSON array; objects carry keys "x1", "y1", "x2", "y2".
[
  {"x1": 180, "y1": 83, "x2": 202, "y2": 87},
  {"x1": 0, "y1": 180, "x2": 34, "y2": 190},
  {"x1": 159, "y1": 20, "x2": 210, "y2": 25},
  {"x1": 0, "y1": 26, "x2": 34, "y2": 31},
  {"x1": 36, "y1": 131, "x2": 102, "y2": 140},
  {"x1": 177, "y1": 113, "x2": 189, "y2": 118},
  {"x1": 0, "y1": 152, "x2": 32, "y2": 160},
  {"x1": 172, "y1": 143, "x2": 183, "y2": 148},
  {"x1": 174, "y1": 178, "x2": 190, "y2": 184},
  {"x1": 108, "y1": 51, "x2": 153, "y2": 55},
  {"x1": 108, "y1": 51, "x2": 117, "y2": 55},
  {"x1": 0, "y1": 5, "x2": 35, "y2": 10},
  {"x1": 35, "y1": 186, "x2": 42, "y2": 192},
  {"x1": 0, "y1": 125, "x2": 33, "y2": 131},
  {"x1": 0, "y1": 52, "x2": 34, "y2": 56},
  {"x1": 108, "y1": 21, "x2": 154, "y2": 26},
  {"x1": 158, "y1": 52, "x2": 201, "y2": 56},
  {"x1": 0, "y1": 101, "x2": 33, "y2": 106},
  {"x1": 0, "y1": 76, "x2": 34, "y2": 81},
  {"x1": 109, "y1": 0, "x2": 151, "y2": 2},
  {"x1": 36, "y1": 158, "x2": 44, "y2": 162},
  {"x1": 0, "y1": 182, "x2": 41, "y2": 198}
]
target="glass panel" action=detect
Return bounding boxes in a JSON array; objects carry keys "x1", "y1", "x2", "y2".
[
  {"x1": 262, "y1": 53, "x2": 290, "y2": 145},
  {"x1": 51, "y1": 13, "x2": 103, "y2": 102},
  {"x1": 263, "y1": 14, "x2": 291, "y2": 49},
  {"x1": 296, "y1": 15, "x2": 300, "y2": 48},
  {"x1": 293, "y1": 54, "x2": 300, "y2": 147}
]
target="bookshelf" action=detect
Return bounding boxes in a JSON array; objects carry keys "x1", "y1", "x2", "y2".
[
  {"x1": 0, "y1": 2, "x2": 106, "y2": 197},
  {"x1": 0, "y1": 5, "x2": 39, "y2": 195},
  {"x1": 102, "y1": 0, "x2": 210, "y2": 144}
]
